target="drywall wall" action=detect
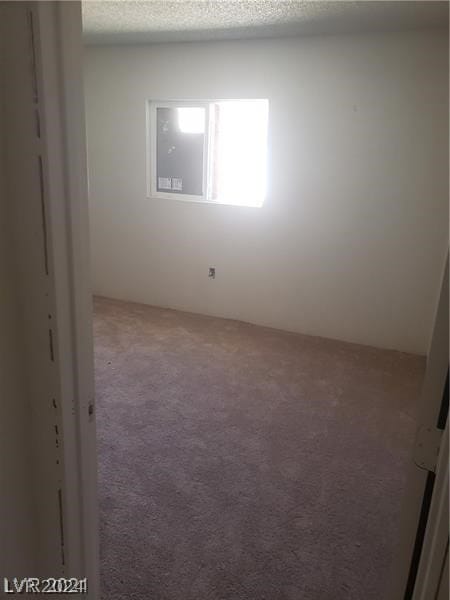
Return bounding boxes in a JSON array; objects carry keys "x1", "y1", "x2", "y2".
[
  {"x1": 0, "y1": 7, "x2": 37, "y2": 575},
  {"x1": 84, "y1": 30, "x2": 449, "y2": 354}
]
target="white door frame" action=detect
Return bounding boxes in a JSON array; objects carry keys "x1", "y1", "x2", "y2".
[
  {"x1": 52, "y1": 3, "x2": 100, "y2": 591},
  {"x1": 2, "y1": 1, "x2": 99, "y2": 593},
  {"x1": 412, "y1": 420, "x2": 449, "y2": 600},
  {"x1": 389, "y1": 255, "x2": 448, "y2": 600},
  {"x1": 40, "y1": 1, "x2": 100, "y2": 592}
]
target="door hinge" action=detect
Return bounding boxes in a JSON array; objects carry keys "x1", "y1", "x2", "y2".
[{"x1": 413, "y1": 426, "x2": 443, "y2": 473}]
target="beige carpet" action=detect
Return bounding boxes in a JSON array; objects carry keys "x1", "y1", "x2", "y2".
[{"x1": 93, "y1": 296, "x2": 425, "y2": 600}]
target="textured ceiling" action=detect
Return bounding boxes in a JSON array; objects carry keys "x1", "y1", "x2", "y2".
[{"x1": 82, "y1": 1, "x2": 449, "y2": 45}]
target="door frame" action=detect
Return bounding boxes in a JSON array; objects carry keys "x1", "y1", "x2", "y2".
[
  {"x1": 52, "y1": 3, "x2": 100, "y2": 591},
  {"x1": 2, "y1": 1, "x2": 100, "y2": 593},
  {"x1": 389, "y1": 255, "x2": 449, "y2": 600},
  {"x1": 412, "y1": 419, "x2": 448, "y2": 600}
]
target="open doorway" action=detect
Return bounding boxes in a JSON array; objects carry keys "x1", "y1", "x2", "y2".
[
  {"x1": 79, "y1": 3, "x2": 449, "y2": 599},
  {"x1": 1, "y1": 2, "x2": 447, "y2": 598}
]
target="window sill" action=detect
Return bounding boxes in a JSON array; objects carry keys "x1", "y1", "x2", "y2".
[{"x1": 147, "y1": 195, "x2": 263, "y2": 209}]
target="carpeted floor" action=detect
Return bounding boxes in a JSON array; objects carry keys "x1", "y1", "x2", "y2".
[{"x1": 93, "y1": 296, "x2": 425, "y2": 600}]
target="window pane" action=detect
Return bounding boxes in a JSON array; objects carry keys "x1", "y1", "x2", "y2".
[
  {"x1": 156, "y1": 106, "x2": 205, "y2": 196},
  {"x1": 209, "y1": 100, "x2": 268, "y2": 207}
]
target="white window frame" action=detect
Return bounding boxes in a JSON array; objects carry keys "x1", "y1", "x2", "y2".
[
  {"x1": 146, "y1": 100, "x2": 211, "y2": 203},
  {"x1": 146, "y1": 98, "x2": 268, "y2": 208}
]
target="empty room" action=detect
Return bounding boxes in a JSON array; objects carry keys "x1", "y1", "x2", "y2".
[{"x1": 81, "y1": 1, "x2": 448, "y2": 598}]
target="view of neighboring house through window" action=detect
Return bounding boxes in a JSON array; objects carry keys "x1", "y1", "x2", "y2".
[{"x1": 148, "y1": 99, "x2": 269, "y2": 207}]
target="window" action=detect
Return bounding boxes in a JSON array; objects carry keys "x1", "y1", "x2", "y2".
[{"x1": 147, "y1": 99, "x2": 268, "y2": 207}]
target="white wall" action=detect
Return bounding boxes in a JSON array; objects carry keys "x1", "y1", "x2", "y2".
[{"x1": 84, "y1": 30, "x2": 448, "y2": 354}]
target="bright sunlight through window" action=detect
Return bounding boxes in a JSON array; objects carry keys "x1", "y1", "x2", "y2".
[
  {"x1": 150, "y1": 99, "x2": 269, "y2": 208},
  {"x1": 177, "y1": 107, "x2": 205, "y2": 134}
]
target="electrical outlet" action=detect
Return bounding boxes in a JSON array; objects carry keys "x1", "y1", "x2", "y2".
[{"x1": 208, "y1": 267, "x2": 216, "y2": 279}]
